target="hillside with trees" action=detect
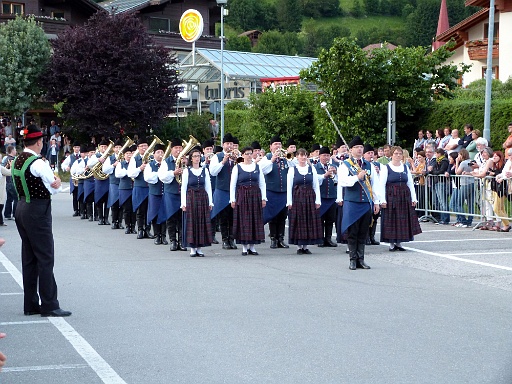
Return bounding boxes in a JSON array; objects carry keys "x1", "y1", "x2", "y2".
[{"x1": 225, "y1": 0, "x2": 480, "y2": 56}]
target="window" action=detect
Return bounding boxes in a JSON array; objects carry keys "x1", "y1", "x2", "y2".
[
  {"x1": 482, "y1": 66, "x2": 499, "y2": 80},
  {"x1": 52, "y1": 11, "x2": 65, "y2": 19},
  {"x1": 484, "y1": 23, "x2": 499, "y2": 39},
  {"x1": 2, "y1": 2, "x2": 24, "y2": 14},
  {"x1": 149, "y1": 17, "x2": 170, "y2": 32}
]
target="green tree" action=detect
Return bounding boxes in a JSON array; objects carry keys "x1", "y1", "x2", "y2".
[
  {"x1": 0, "y1": 16, "x2": 51, "y2": 117},
  {"x1": 301, "y1": 38, "x2": 469, "y2": 145},
  {"x1": 226, "y1": 0, "x2": 259, "y2": 30},
  {"x1": 350, "y1": 0, "x2": 365, "y2": 18},
  {"x1": 253, "y1": 31, "x2": 302, "y2": 55},
  {"x1": 226, "y1": 35, "x2": 252, "y2": 52},
  {"x1": 405, "y1": 0, "x2": 441, "y2": 47},
  {"x1": 302, "y1": 0, "x2": 341, "y2": 18},
  {"x1": 276, "y1": 0, "x2": 303, "y2": 32},
  {"x1": 246, "y1": 87, "x2": 317, "y2": 149},
  {"x1": 302, "y1": 21, "x2": 351, "y2": 57},
  {"x1": 363, "y1": 0, "x2": 380, "y2": 16}
]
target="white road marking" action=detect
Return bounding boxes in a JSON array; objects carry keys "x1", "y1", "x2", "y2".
[
  {"x1": 401, "y1": 246, "x2": 512, "y2": 272},
  {"x1": 0, "y1": 292, "x2": 23, "y2": 295},
  {"x1": 0, "y1": 250, "x2": 127, "y2": 384},
  {"x1": 3, "y1": 363, "x2": 88, "y2": 373},
  {"x1": 412, "y1": 238, "x2": 512, "y2": 243},
  {"x1": 0, "y1": 320, "x2": 49, "y2": 326}
]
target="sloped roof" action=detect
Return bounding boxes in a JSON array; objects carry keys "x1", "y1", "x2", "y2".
[
  {"x1": 179, "y1": 48, "x2": 317, "y2": 82},
  {"x1": 99, "y1": 0, "x2": 169, "y2": 14},
  {"x1": 436, "y1": 7, "x2": 490, "y2": 48},
  {"x1": 362, "y1": 43, "x2": 397, "y2": 51}
]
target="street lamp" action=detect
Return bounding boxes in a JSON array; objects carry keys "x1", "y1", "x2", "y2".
[{"x1": 216, "y1": 0, "x2": 227, "y2": 144}]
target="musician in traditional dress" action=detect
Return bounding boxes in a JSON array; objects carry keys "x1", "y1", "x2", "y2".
[
  {"x1": 70, "y1": 145, "x2": 88, "y2": 219},
  {"x1": 83, "y1": 145, "x2": 97, "y2": 222},
  {"x1": 144, "y1": 143, "x2": 168, "y2": 245},
  {"x1": 363, "y1": 144, "x2": 381, "y2": 245},
  {"x1": 287, "y1": 148, "x2": 322, "y2": 254},
  {"x1": 103, "y1": 139, "x2": 124, "y2": 229},
  {"x1": 309, "y1": 143, "x2": 320, "y2": 165},
  {"x1": 260, "y1": 136, "x2": 291, "y2": 249},
  {"x1": 127, "y1": 137, "x2": 153, "y2": 239},
  {"x1": 338, "y1": 136, "x2": 382, "y2": 270},
  {"x1": 251, "y1": 141, "x2": 263, "y2": 163},
  {"x1": 209, "y1": 133, "x2": 237, "y2": 250},
  {"x1": 61, "y1": 141, "x2": 81, "y2": 216},
  {"x1": 87, "y1": 139, "x2": 110, "y2": 225},
  {"x1": 158, "y1": 138, "x2": 186, "y2": 251},
  {"x1": 230, "y1": 146, "x2": 266, "y2": 256},
  {"x1": 315, "y1": 147, "x2": 338, "y2": 247},
  {"x1": 115, "y1": 144, "x2": 136, "y2": 234},
  {"x1": 379, "y1": 146, "x2": 422, "y2": 251},
  {"x1": 201, "y1": 139, "x2": 218, "y2": 244},
  {"x1": 181, "y1": 147, "x2": 213, "y2": 257}
]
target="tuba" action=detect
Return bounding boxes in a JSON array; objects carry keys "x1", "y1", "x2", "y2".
[
  {"x1": 91, "y1": 140, "x2": 115, "y2": 180},
  {"x1": 175, "y1": 135, "x2": 200, "y2": 184},
  {"x1": 141, "y1": 136, "x2": 164, "y2": 163},
  {"x1": 117, "y1": 137, "x2": 134, "y2": 162}
]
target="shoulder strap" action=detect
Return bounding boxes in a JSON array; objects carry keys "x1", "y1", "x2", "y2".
[{"x1": 11, "y1": 155, "x2": 39, "y2": 203}]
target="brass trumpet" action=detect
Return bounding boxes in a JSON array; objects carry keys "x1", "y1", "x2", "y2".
[
  {"x1": 175, "y1": 135, "x2": 201, "y2": 184},
  {"x1": 274, "y1": 148, "x2": 294, "y2": 160},
  {"x1": 75, "y1": 140, "x2": 114, "y2": 180}
]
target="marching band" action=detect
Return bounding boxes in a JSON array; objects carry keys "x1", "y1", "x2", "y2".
[{"x1": 60, "y1": 133, "x2": 385, "y2": 269}]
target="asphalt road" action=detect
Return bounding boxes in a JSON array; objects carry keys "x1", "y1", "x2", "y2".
[{"x1": 1, "y1": 191, "x2": 512, "y2": 384}]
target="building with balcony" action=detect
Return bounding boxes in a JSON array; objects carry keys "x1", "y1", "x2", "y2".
[{"x1": 435, "y1": 0, "x2": 512, "y2": 86}]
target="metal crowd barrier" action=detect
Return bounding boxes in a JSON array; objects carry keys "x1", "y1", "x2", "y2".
[{"x1": 414, "y1": 174, "x2": 512, "y2": 230}]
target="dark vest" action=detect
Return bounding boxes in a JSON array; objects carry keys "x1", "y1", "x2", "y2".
[
  {"x1": 148, "y1": 160, "x2": 164, "y2": 196},
  {"x1": 109, "y1": 154, "x2": 119, "y2": 185},
  {"x1": 118, "y1": 161, "x2": 133, "y2": 190},
  {"x1": 264, "y1": 153, "x2": 288, "y2": 193},
  {"x1": 69, "y1": 153, "x2": 80, "y2": 167},
  {"x1": 12, "y1": 152, "x2": 51, "y2": 202},
  {"x1": 315, "y1": 162, "x2": 337, "y2": 199},
  {"x1": 343, "y1": 158, "x2": 372, "y2": 203},
  {"x1": 133, "y1": 154, "x2": 147, "y2": 188},
  {"x1": 163, "y1": 156, "x2": 180, "y2": 195},
  {"x1": 237, "y1": 164, "x2": 260, "y2": 187},
  {"x1": 214, "y1": 152, "x2": 234, "y2": 191},
  {"x1": 187, "y1": 167, "x2": 206, "y2": 190},
  {"x1": 293, "y1": 164, "x2": 314, "y2": 188}
]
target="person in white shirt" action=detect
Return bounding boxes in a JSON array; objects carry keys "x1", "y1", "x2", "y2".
[
  {"x1": 286, "y1": 148, "x2": 322, "y2": 254},
  {"x1": 229, "y1": 146, "x2": 266, "y2": 256}
]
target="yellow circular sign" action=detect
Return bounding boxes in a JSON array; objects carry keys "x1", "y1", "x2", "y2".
[{"x1": 179, "y1": 9, "x2": 204, "y2": 43}]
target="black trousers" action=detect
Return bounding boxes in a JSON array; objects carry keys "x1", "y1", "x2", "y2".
[
  {"x1": 15, "y1": 200, "x2": 60, "y2": 312},
  {"x1": 72, "y1": 186, "x2": 78, "y2": 212},
  {"x1": 136, "y1": 197, "x2": 149, "y2": 230},
  {"x1": 347, "y1": 208, "x2": 372, "y2": 260},
  {"x1": 268, "y1": 205, "x2": 288, "y2": 239},
  {"x1": 96, "y1": 192, "x2": 109, "y2": 219},
  {"x1": 111, "y1": 200, "x2": 123, "y2": 223},
  {"x1": 218, "y1": 204, "x2": 234, "y2": 240},
  {"x1": 167, "y1": 209, "x2": 183, "y2": 242},
  {"x1": 122, "y1": 198, "x2": 136, "y2": 227},
  {"x1": 4, "y1": 181, "x2": 18, "y2": 218},
  {"x1": 321, "y1": 202, "x2": 337, "y2": 239}
]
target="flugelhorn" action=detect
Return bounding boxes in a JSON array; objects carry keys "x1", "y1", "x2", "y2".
[
  {"x1": 141, "y1": 136, "x2": 164, "y2": 163},
  {"x1": 117, "y1": 137, "x2": 134, "y2": 162},
  {"x1": 175, "y1": 135, "x2": 201, "y2": 184}
]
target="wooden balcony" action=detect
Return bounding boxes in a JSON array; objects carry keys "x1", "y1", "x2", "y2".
[
  {"x1": 0, "y1": 14, "x2": 70, "y2": 36},
  {"x1": 465, "y1": 38, "x2": 499, "y2": 60}
]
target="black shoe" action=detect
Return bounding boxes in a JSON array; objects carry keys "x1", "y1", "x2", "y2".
[
  {"x1": 357, "y1": 260, "x2": 371, "y2": 269},
  {"x1": 229, "y1": 239, "x2": 238, "y2": 249},
  {"x1": 297, "y1": 249, "x2": 304, "y2": 255},
  {"x1": 73, "y1": 211, "x2": 79, "y2": 217},
  {"x1": 325, "y1": 239, "x2": 337, "y2": 247},
  {"x1": 178, "y1": 243, "x2": 187, "y2": 251},
  {"x1": 395, "y1": 246, "x2": 406, "y2": 252},
  {"x1": 270, "y1": 238, "x2": 278, "y2": 249},
  {"x1": 161, "y1": 237, "x2": 169, "y2": 246},
  {"x1": 196, "y1": 252, "x2": 204, "y2": 257},
  {"x1": 277, "y1": 238, "x2": 289, "y2": 248},
  {"x1": 365, "y1": 238, "x2": 372, "y2": 245},
  {"x1": 349, "y1": 260, "x2": 357, "y2": 270},
  {"x1": 370, "y1": 238, "x2": 380, "y2": 245},
  {"x1": 125, "y1": 227, "x2": 131, "y2": 234},
  {"x1": 303, "y1": 249, "x2": 312, "y2": 254},
  {"x1": 170, "y1": 240, "x2": 178, "y2": 251},
  {"x1": 154, "y1": 235, "x2": 162, "y2": 245},
  {"x1": 389, "y1": 246, "x2": 397, "y2": 252},
  {"x1": 242, "y1": 252, "x2": 248, "y2": 256},
  {"x1": 137, "y1": 230, "x2": 144, "y2": 239},
  {"x1": 111, "y1": 222, "x2": 119, "y2": 229},
  {"x1": 144, "y1": 231, "x2": 156, "y2": 239},
  {"x1": 212, "y1": 237, "x2": 219, "y2": 244},
  {"x1": 41, "y1": 308, "x2": 72, "y2": 317},
  {"x1": 248, "y1": 250, "x2": 259, "y2": 255},
  {"x1": 118, "y1": 223, "x2": 125, "y2": 230},
  {"x1": 98, "y1": 218, "x2": 105, "y2": 225},
  {"x1": 222, "y1": 240, "x2": 231, "y2": 250},
  {"x1": 24, "y1": 308, "x2": 41, "y2": 316}
]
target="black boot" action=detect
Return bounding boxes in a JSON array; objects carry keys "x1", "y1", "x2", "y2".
[
  {"x1": 229, "y1": 238, "x2": 237, "y2": 249},
  {"x1": 137, "y1": 227, "x2": 144, "y2": 239},
  {"x1": 125, "y1": 225, "x2": 131, "y2": 234},
  {"x1": 356, "y1": 243, "x2": 370, "y2": 269},
  {"x1": 177, "y1": 230, "x2": 187, "y2": 251},
  {"x1": 144, "y1": 225, "x2": 155, "y2": 239},
  {"x1": 349, "y1": 243, "x2": 357, "y2": 270},
  {"x1": 222, "y1": 239, "x2": 231, "y2": 249},
  {"x1": 161, "y1": 234, "x2": 168, "y2": 246},
  {"x1": 112, "y1": 221, "x2": 119, "y2": 229},
  {"x1": 270, "y1": 237, "x2": 278, "y2": 249},
  {"x1": 277, "y1": 236, "x2": 289, "y2": 248},
  {"x1": 369, "y1": 224, "x2": 380, "y2": 245},
  {"x1": 154, "y1": 234, "x2": 162, "y2": 245},
  {"x1": 73, "y1": 210, "x2": 79, "y2": 217},
  {"x1": 87, "y1": 204, "x2": 93, "y2": 221},
  {"x1": 170, "y1": 240, "x2": 178, "y2": 251},
  {"x1": 103, "y1": 207, "x2": 110, "y2": 226}
]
